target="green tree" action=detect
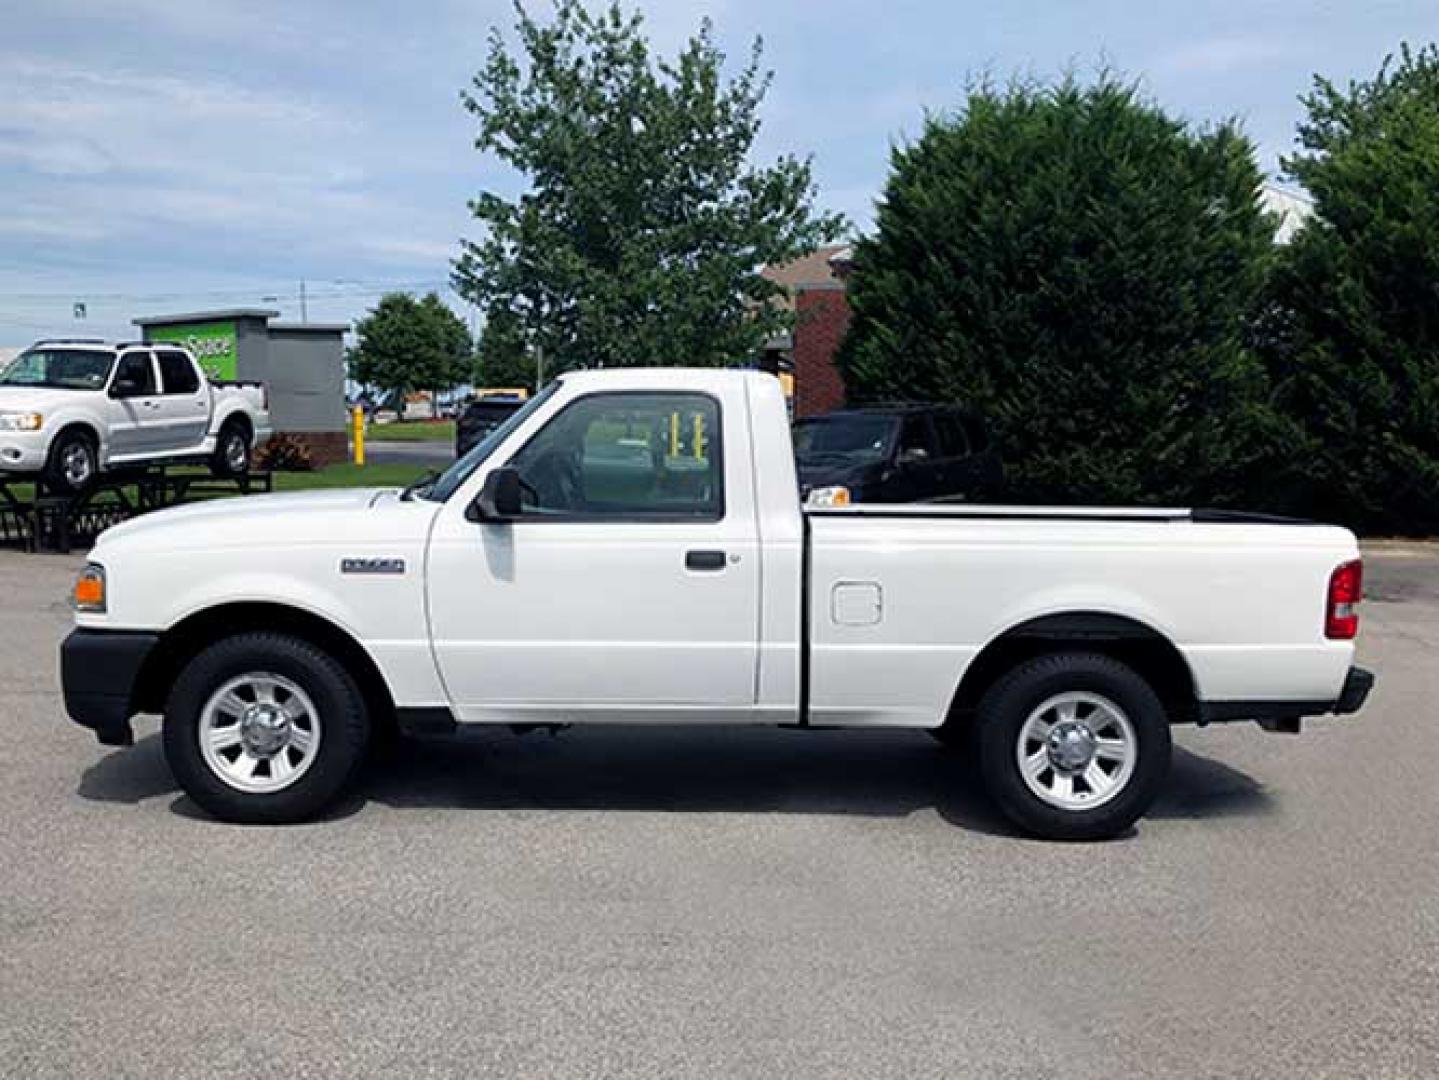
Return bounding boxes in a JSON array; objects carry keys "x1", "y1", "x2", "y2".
[
  {"x1": 349, "y1": 292, "x2": 473, "y2": 404},
  {"x1": 838, "y1": 77, "x2": 1280, "y2": 506},
  {"x1": 472, "y1": 303, "x2": 538, "y2": 390},
  {"x1": 453, "y1": 0, "x2": 845, "y2": 372},
  {"x1": 1265, "y1": 44, "x2": 1439, "y2": 531}
]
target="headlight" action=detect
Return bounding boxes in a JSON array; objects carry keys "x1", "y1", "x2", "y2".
[
  {"x1": 0, "y1": 412, "x2": 43, "y2": 431},
  {"x1": 805, "y1": 485, "x2": 852, "y2": 508},
  {"x1": 73, "y1": 563, "x2": 106, "y2": 613}
]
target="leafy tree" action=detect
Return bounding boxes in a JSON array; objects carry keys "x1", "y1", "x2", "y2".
[
  {"x1": 453, "y1": 0, "x2": 845, "y2": 372},
  {"x1": 349, "y1": 292, "x2": 473, "y2": 404},
  {"x1": 838, "y1": 77, "x2": 1280, "y2": 505},
  {"x1": 472, "y1": 303, "x2": 538, "y2": 390},
  {"x1": 1265, "y1": 44, "x2": 1439, "y2": 531}
]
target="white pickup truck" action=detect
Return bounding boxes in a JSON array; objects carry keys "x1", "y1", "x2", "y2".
[
  {"x1": 0, "y1": 339, "x2": 271, "y2": 491},
  {"x1": 59, "y1": 369, "x2": 1373, "y2": 840}
]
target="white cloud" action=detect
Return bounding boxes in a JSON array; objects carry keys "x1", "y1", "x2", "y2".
[
  {"x1": 0, "y1": 50, "x2": 461, "y2": 274},
  {"x1": 0, "y1": 132, "x2": 111, "y2": 176},
  {"x1": 360, "y1": 236, "x2": 461, "y2": 264},
  {"x1": 1157, "y1": 35, "x2": 1297, "y2": 76},
  {"x1": 0, "y1": 55, "x2": 346, "y2": 180}
]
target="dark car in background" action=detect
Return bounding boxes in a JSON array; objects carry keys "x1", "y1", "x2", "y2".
[
  {"x1": 793, "y1": 404, "x2": 1003, "y2": 503},
  {"x1": 455, "y1": 395, "x2": 527, "y2": 458}
]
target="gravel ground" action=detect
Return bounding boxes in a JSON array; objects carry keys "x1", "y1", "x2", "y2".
[{"x1": 0, "y1": 547, "x2": 1435, "y2": 1079}]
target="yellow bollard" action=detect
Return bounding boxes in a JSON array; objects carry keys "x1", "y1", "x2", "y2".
[
  {"x1": 693, "y1": 412, "x2": 703, "y2": 460},
  {"x1": 352, "y1": 405, "x2": 365, "y2": 466}
]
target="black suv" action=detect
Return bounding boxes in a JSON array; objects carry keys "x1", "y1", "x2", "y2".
[
  {"x1": 455, "y1": 396, "x2": 527, "y2": 458},
  {"x1": 793, "y1": 404, "x2": 1003, "y2": 504}
]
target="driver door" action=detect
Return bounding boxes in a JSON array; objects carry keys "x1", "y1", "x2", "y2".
[
  {"x1": 425, "y1": 387, "x2": 762, "y2": 721},
  {"x1": 106, "y1": 350, "x2": 162, "y2": 459}
]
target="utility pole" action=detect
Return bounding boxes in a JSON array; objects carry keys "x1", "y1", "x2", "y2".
[
  {"x1": 535, "y1": 344, "x2": 544, "y2": 393},
  {"x1": 299, "y1": 280, "x2": 308, "y2": 324}
]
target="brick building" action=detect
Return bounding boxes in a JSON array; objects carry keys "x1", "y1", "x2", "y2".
[{"x1": 761, "y1": 245, "x2": 853, "y2": 418}]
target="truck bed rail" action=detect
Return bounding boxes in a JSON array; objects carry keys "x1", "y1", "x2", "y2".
[{"x1": 807, "y1": 505, "x2": 1320, "y2": 525}]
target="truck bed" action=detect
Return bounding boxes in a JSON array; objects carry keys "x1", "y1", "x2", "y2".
[{"x1": 804, "y1": 507, "x2": 1357, "y2": 727}]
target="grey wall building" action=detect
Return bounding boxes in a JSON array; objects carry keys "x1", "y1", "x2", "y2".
[{"x1": 134, "y1": 309, "x2": 349, "y2": 465}]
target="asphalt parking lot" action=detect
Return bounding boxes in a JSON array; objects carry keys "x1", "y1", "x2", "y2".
[{"x1": 1, "y1": 547, "x2": 1436, "y2": 1079}]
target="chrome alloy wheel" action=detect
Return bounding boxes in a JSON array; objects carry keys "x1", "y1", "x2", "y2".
[
  {"x1": 198, "y1": 673, "x2": 321, "y2": 794},
  {"x1": 62, "y1": 441, "x2": 94, "y2": 487},
  {"x1": 223, "y1": 431, "x2": 248, "y2": 471},
  {"x1": 1016, "y1": 691, "x2": 1137, "y2": 811}
]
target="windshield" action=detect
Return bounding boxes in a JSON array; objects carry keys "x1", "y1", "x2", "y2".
[
  {"x1": 793, "y1": 414, "x2": 897, "y2": 465},
  {"x1": 0, "y1": 348, "x2": 114, "y2": 390},
  {"x1": 424, "y1": 381, "x2": 561, "y2": 502}
]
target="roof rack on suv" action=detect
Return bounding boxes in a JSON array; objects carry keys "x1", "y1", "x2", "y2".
[{"x1": 32, "y1": 338, "x2": 109, "y2": 347}]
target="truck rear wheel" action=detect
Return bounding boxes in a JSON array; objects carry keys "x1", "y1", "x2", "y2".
[
  {"x1": 163, "y1": 632, "x2": 370, "y2": 823},
  {"x1": 976, "y1": 652, "x2": 1171, "y2": 841},
  {"x1": 210, "y1": 420, "x2": 251, "y2": 478}
]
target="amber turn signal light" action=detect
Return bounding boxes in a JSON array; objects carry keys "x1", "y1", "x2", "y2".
[{"x1": 73, "y1": 564, "x2": 106, "y2": 613}]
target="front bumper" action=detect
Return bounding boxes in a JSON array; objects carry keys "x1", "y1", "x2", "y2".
[
  {"x1": 0, "y1": 431, "x2": 48, "y2": 473},
  {"x1": 60, "y1": 628, "x2": 159, "y2": 746}
]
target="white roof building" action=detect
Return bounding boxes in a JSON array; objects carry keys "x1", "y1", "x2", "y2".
[{"x1": 1261, "y1": 183, "x2": 1315, "y2": 244}]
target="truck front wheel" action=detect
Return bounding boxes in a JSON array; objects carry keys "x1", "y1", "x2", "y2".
[
  {"x1": 976, "y1": 652, "x2": 1171, "y2": 842},
  {"x1": 162, "y1": 633, "x2": 371, "y2": 823}
]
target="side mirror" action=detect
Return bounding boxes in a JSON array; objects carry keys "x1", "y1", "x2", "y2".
[
  {"x1": 110, "y1": 377, "x2": 140, "y2": 399},
  {"x1": 473, "y1": 466, "x2": 523, "y2": 521},
  {"x1": 898, "y1": 446, "x2": 929, "y2": 465}
]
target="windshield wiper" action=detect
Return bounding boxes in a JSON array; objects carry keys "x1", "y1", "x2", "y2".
[{"x1": 400, "y1": 469, "x2": 441, "y2": 502}]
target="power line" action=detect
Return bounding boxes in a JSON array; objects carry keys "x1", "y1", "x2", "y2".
[
  {"x1": 0, "y1": 278, "x2": 456, "y2": 303},
  {"x1": 0, "y1": 313, "x2": 60, "y2": 331}
]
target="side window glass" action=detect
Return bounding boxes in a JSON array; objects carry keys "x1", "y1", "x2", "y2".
[
  {"x1": 115, "y1": 352, "x2": 156, "y2": 395},
  {"x1": 508, "y1": 393, "x2": 723, "y2": 519},
  {"x1": 157, "y1": 351, "x2": 200, "y2": 395},
  {"x1": 897, "y1": 416, "x2": 936, "y2": 463},
  {"x1": 964, "y1": 417, "x2": 990, "y2": 453},
  {"x1": 936, "y1": 413, "x2": 970, "y2": 458}
]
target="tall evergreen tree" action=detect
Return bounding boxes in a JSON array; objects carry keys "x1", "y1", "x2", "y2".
[
  {"x1": 839, "y1": 77, "x2": 1279, "y2": 505},
  {"x1": 1266, "y1": 44, "x2": 1439, "y2": 531}
]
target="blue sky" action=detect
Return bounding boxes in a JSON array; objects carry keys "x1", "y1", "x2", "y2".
[{"x1": 1, "y1": 0, "x2": 1435, "y2": 346}]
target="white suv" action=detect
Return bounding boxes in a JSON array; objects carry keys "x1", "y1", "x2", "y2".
[{"x1": 0, "y1": 339, "x2": 271, "y2": 492}]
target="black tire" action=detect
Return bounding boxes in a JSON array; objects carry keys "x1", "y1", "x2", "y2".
[
  {"x1": 210, "y1": 420, "x2": 251, "y2": 478},
  {"x1": 43, "y1": 427, "x2": 98, "y2": 493},
  {"x1": 163, "y1": 632, "x2": 371, "y2": 823},
  {"x1": 976, "y1": 652, "x2": 1172, "y2": 842}
]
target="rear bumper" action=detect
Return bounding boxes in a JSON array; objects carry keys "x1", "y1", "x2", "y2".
[
  {"x1": 1197, "y1": 665, "x2": 1376, "y2": 729},
  {"x1": 1333, "y1": 666, "x2": 1375, "y2": 715},
  {"x1": 60, "y1": 628, "x2": 159, "y2": 746}
]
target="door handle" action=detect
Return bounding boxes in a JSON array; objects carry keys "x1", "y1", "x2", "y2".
[{"x1": 685, "y1": 550, "x2": 727, "y2": 571}]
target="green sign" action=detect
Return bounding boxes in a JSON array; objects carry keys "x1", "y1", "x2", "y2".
[{"x1": 147, "y1": 320, "x2": 238, "y2": 380}]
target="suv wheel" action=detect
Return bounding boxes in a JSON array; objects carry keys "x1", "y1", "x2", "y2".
[
  {"x1": 44, "y1": 429, "x2": 98, "y2": 493},
  {"x1": 163, "y1": 633, "x2": 370, "y2": 823},
  {"x1": 976, "y1": 652, "x2": 1172, "y2": 841},
  {"x1": 210, "y1": 421, "x2": 251, "y2": 478}
]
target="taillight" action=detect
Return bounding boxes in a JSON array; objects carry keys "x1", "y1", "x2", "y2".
[{"x1": 1326, "y1": 559, "x2": 1363, "y2": 640}]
